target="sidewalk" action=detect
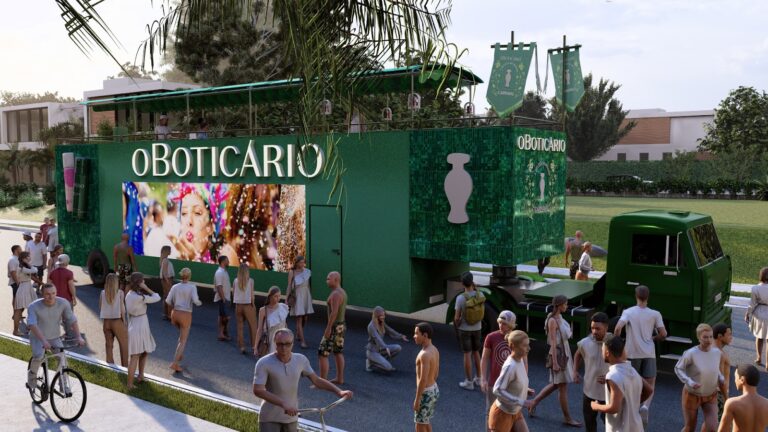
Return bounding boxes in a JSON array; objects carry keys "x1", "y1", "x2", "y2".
[{"x1": 0, "y1": 353, "x2": 235, "y2": 431}]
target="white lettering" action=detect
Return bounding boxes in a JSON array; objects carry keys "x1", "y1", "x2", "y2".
[
  {"x1": 240, "y1": 140, "x2": 262, "y2": 177},
  {"x1": 172, "y1": 147, "x2": 193, "y2": 177},
  {"x1": 152, "y1": 143, "x2": 171, "y2": 176},
  {"x1": 297, "y1": 143, "x2": 324, "y2": 178},
  {"x1": 219, "y1": 146, "x2": 240, "y2": 177},
  {"x1": 132, "y1": 149, "x2": 150, "y2": 176},
  {"x1": 286, "y1": 143, "x2": 295, "y2": 177},
  {"x1": 263, "y1": 145, "x2": 285, "y2": 177},
  {"x1": 516, "y1": 134, "x2": 566, "y2": 153},
  {"x1": 211, "y1": 146, "x2": 220, "y2": 177},
  {"x1": 191, "y1": 147, "x2": 207, "y2": 176}
]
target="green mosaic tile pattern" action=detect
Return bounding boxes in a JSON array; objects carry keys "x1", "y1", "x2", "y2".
[
  {"x1": 55, "y1": 144, "x2": 101, "y2": 267},
  {"x1": 409, "y1": 127, "x2": 566, "y2": 265}
]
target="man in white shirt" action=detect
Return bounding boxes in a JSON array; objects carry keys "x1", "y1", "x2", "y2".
[
  {"x1": 46, "y1": 219, "x2": 59, "y2": 252},
  {"x1": 573, "y1": 312, "x2": 611, "y2": 432},
  {"x1": 591, "y1": 334, "x2": 653, "y2": 432},
  {"x1": 214, "y1": 255, "x2": 232, "y2": 341},
  {"x1": 675, "y1": 323, "x2": 724, "y2": 432},
  {"x1": 7, "y1": 244, "x2": 21, "y2": 308},
  {"x1": 613, "y1": 285, "x2": 667, "y2": 426},
  {"x1": 25, "y1": 232, "x2": 48, "y2": 283},
  {"x1": 154, "y1": 114, "x2": 172, "y2": 140}
]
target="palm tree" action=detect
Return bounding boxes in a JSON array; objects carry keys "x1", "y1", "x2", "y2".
[
  {"x1": 1, "y1": 143, "x2": 22, "y2": 184},
  {"x1": 55, "y1": 0, "x2": 464, "y2": 201}
]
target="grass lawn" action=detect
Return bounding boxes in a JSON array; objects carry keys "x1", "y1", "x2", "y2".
[
  {"x1": 529, "y1": 196, "x2": 767, "y2": 284},
  {"x1": 0, "y1": 337, "x2": 260, "y2": 431},
  {"x1": 0, "y1": 204, "x2": 55, "y2": 224}
]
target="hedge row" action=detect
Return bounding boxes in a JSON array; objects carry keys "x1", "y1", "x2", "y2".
[
  {"x1": 567, "y1": 178, "x2": 768, "y2": 200},
  {"x1": 567, "y1": 158, "x2": 768, "y2": 183},
  {"x1": 0, "y1": 183, "x2": 56, "y2": 208}
]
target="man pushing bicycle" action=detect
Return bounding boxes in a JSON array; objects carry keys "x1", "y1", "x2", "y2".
[{"x1": 26, "y1": 283, "x2": 85, "y2": 391}]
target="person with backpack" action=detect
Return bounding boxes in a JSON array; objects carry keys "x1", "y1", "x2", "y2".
[{"x1": 454, "y1": 271, "x2": 485, "y2": 390}]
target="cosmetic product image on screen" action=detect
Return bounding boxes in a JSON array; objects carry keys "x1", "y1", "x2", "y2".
[
  {"x1": 62, "y1": 152, "x2": 76, "y2": 212},
  {"x1": 73, "y1": 158, "x2": 91, "y2": 220}
]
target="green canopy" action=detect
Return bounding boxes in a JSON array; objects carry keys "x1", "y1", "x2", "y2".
[{"x1": 84, "y1": 64, "x2": 483, "y2": 113}]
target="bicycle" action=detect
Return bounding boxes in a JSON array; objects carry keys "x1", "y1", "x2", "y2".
[
  {"x1": 27, "y1": 342, "x2": 87, "y2": 423},
  {"x1": 297, "y1": 396, "x2": 349, "y2": 432}
]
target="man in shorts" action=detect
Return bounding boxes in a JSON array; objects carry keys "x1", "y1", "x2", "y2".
[
  {"x1": 573, "y1": 312, "x2": 611, "y2": 432},
  {"x1": 591, "y1": 334, "x2": 653, "y2": 432},
  {"x1": 26, "y1": 231, "x2": 48, "y2": 283},
  {"x1": 7, "y1": 245, "x2": 21, "y2": 310},
  {"x1": 675, "y1": 324, "x2": 724, "y2": 432},
  {"x1": 253, "y1": 328, "x2": 352, "y2": 432},
  {"x1": 712, "y1": 323, "x2": 732, "y2": 423},
  {"x1": 718, "y1": 363, "x2": 768, "y2": 432},
  {"x1": 454, "y1": 271, "x2": 482, "y2": 390},
  {"x1": 318, "y1": 271, "x2": 347, "y2": 384},
  {"x1": 214, "y1": 255, "x2": 232, "y2": 341},
  {"x1": 613, "y1": 285, "x2": 667, "y2": 426},
  {"x1": 564, "y1": 230, "x2": 584, "y2": 279},
  {"x1": 414, "y1": 322, "x2": 440, "y2": 432},
  {"x1": 113, "y1": 232, "x2": 136, "y2": 291}
]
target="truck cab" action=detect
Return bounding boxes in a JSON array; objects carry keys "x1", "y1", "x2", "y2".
[{"x1": 603, "y1": 210, "x2": 732, "y2": 358}]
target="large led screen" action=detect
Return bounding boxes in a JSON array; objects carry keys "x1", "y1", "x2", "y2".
[{"x1": 122, "y1": 182, "x2": 305, "y2": 272}]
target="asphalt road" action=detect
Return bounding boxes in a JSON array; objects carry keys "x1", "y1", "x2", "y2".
[{"x1": 1, "y1": 236, "x2": 766, "y2": 431}]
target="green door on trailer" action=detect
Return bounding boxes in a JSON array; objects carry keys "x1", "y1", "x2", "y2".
[{"x1": 310, "y1": 205, "x2": 342, "y2": 301}]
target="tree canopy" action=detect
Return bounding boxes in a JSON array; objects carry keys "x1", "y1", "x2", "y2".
[
  {"x1": 0, "y1": 91, "x2": 77, "y2": 107},
  {"x1": 698, "y1": 86, "x2": 768, "y2": 155},
  {"x1": 551, "y1": 74, "x2": 635, "y2": 161}
]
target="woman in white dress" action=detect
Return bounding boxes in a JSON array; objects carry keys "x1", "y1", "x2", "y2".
[
  {"x1": 529, "y1": 294, "x2": 582, "y2": 427},
  {"x1": 125, "y1": 272, "x2": 161, "y2": 389},
  {"x1": 13, "y1": 252, "x2": 41, "y2": 336},
  {"x1": 575, "y1": 242, "x2": 593, "y2": 281},
  {"x1": 233, "y1": 264, "x2": 257, "y2": 355},
  {"x1": 286, "y1": 256, "x2": 313, "y2": 348},
  {"x1": 255, "y1": 286, "x2": 289, "y2": 355},
  {"x1": 746, "y1": 267, "x2": 768, "y2": 365}
]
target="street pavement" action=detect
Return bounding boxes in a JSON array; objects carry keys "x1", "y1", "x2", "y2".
[
  {"x1": 0, "y1": 353, "x2": 234, "y2": 431},
  {"x1": 2, "y1": 227, "x2": 768, "y2": 431}
]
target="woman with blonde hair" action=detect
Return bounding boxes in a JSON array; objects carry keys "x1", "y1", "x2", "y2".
[
  {"x1": 254, "y1": 286, "x2": 289, "y2": 355},
  {"x1": 13, "y1": 251, "x2": 41, "y2": 336},
  {"x1": 99, "y1": 273, "x2": 128, "y2": 366},
  {"x1": 46, "y1": 244, "x2": 64, "y2": 276},
  {"x1": 575, "y1": 242, "x2": 593, "y2": 281},
  {"x1": 366, "y1": 306, "x2": 408, "y2": 372},
  {"x1": 232, "y1": 263, "x2": 257, "y2": 355},
  {"x1": 125, "y1": 272, "x2": 161, "y2": 389},
  {"x1": 286, "y1": 255, "x2": 313, "y2": 348},
  {"x1": 159, "y1": 245, "x2": 175, "y2": 321},
  {"x1": 166, "y1": 268, "x2": 201, "y2": 372}
]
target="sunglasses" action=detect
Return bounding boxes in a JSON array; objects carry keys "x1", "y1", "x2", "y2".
[{"x1": 276, "y1": 341, "x2": 294, "y2": 347}]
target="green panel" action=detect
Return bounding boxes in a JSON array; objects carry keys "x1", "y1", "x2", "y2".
[
  {"x1": 409, "y1": 126, "x2": 566, "y2": 265},
  {"x1": 54, "y1": 144, "x2": 101, "y2": 266},
  {"x1": 309, "y1": 205, "x2": 342, "y2": 301}
]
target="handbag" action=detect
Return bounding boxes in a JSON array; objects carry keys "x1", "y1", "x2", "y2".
[
  {"x1": 257, "y1": 308, "x2": 270, "y2": 357},
  {"x1": 287, "y1": 271, "x2": 297, "y2": 309},
  {"x1": 545, "y1": 323, "x2": 568, "y2": 370}
]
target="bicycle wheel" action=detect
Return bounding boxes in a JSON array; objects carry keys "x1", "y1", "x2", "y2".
[
  {"x1": 26, "y1": 358, "x2": 48, "y2": 404},
  {"x1": 50, "y1": 368, "x2": 87, "y2": 423}
]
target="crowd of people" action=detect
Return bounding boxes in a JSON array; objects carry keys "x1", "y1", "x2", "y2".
[{"x1": 7, "y1": 220, "x2": 768, "y2": 431}]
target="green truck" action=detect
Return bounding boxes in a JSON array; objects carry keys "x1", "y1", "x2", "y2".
[{"x1": 54, "y1": 65, "x2": 731, "y2": 358}]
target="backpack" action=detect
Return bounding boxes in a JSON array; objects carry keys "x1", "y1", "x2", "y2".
[{"x1": 462, "y1": 291, "x2": 486, "y2": 325}]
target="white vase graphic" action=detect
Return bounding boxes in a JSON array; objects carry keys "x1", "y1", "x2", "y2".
[
  {"x1": 504, "y1": 69, "x2": 512, "y2": 87},
  {"x1": 539, "y1": 172, "x2": 546, "y2": 200},
  {"x1": 444, "y1": 153, "x2": 472, "y2": 224}
]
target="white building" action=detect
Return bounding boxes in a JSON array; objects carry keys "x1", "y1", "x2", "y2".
[
  {"x1": 597, "y1": 109, "x2": 714, "y2": 161},
  {"x1": 0, "y1": 102, "x2": 82, "y2": 150}
]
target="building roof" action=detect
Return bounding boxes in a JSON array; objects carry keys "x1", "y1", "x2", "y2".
[
  {"x1": 81, "y1": 64, "x2": 483, "y2": 113},
  {"x1": 626, "y1": 108, "x2": 714, "y2": 119},
  {"x1": 83, "y1": 77, "x2": 200, "y2": 100}
]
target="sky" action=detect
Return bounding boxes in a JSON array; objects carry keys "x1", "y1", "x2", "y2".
[{"x1": 1, "y1": 0, "x2": 767, "y2": 112}]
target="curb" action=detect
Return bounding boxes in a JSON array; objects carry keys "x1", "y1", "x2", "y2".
[{"x1": 0, "y1": 332, "x2": 345, "y2": 432}]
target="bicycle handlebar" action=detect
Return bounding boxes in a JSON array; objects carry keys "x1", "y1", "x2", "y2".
[{"x1": 297, "y1": 396, "x2": 348, "y2": 414}]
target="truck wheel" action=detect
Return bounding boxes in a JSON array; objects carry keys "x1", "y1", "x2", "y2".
[
  {"x1": 86, "y1": 249, "x2": 110, "y2": 287},
  {"x1": 481, "y1": 302, "x2": 500, "y2": 338}
]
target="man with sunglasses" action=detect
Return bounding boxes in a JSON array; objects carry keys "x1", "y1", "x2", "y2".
[{"x1": 253, "y1": 328, "x2": 353, "y2": 432}]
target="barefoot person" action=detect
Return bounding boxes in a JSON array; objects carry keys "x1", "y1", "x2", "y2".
[
  {"x1": 591, "y1": 334, "x2": 653, "y2": 432},
  {"x1": 529, "y1": 295, "x2": 582, "y2": 427},
  {"x1": 99, "y1": 273, "x2": 128, "y2": 366},
  {"x1": 675, "y1": 324, "x2": 724, "y2": 432},
  {"x1": 166, "y1": 268, "x2": 202, "y2": 373},
  {"x1": 125, "y1": 272, "x2": 161, "y2": 389},
  {"x1": 489, "y1": 330, "x2": 533, "y2": 432},
  {"x1": 746, "y1": 267, "x2": 768, "y2": 366},
  {"x1": 286, "y1": 255, "x2": 313, "y2": 349},
  {"x1": 712, "y1": 323, "x2": 733, "y2": 423},
  {"x1": 414, "y1": 322, "x2": 440, "y2": 432},
  {"x1": 318, "y1": 271, "x2": 347, "y2": 384},
  {"x1": 718, "y1": 364, "x2": 768, "y2": 432},
  {"x1": 159, "y1": 245, "x2": 175, "y2": 321},
  {"x1": 214, "y1": 255, "x2": 232, "y2": 341},
  {"x1": 253, "y1": 328, "x2": 352, "y2": 432},
  {"x1": 113, "y1": 233, "x2": 136, "y2": 292}
]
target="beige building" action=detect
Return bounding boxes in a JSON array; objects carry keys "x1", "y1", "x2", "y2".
[{"x1": 598, "y1": 109, "x2": 714, "y2": 161}]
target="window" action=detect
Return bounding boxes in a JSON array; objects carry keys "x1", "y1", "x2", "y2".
[
  {"x1": 617, "y1": 153, "x2": 627, "y2": 162},
  {"x1": 639, "y1": 153, "x2": 649, "y2": 162},
  {"x1": 631, "y1": 233, "x2": 682, "y2": 267},
  {"x1": 4, "y1": 108, "x2": 48, "y2": 142},
  {"x1": 689, "y1": 223, "x2": 724, "y2": 267},
  {"x1": 662, "y1": 152, "x2": 673, "y2": 160}
]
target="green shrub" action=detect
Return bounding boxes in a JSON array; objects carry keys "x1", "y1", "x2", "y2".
[
  {"x1": 0, "y1": 190, "x2": 15, "y2": 208},
  {"x1": 42, "y1": 184, "x2": 56, "y2": 205},
  {"x1": 96, "y1": 119, "x2": 114, "y2": 137},
  {"x1": 16, "y1": 190, "x2": 45, "y2": 210}
]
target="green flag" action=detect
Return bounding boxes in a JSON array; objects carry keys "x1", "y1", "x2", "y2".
[
  {"x1": 550, "y1": 49, "x2": 585, "y2": 111},
  {"x1": 486, "y1": 43, "x2": 534, "y2": 117}
]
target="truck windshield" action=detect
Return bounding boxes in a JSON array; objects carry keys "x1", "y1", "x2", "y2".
[{"x1": 688, "y1": 223, "x2": 724, "y2": 267}]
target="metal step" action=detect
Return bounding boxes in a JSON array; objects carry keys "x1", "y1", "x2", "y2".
[
  {"x1": 665, "y1": 336, "x2": 692, "y2": 344},
  {"x1": 660, "y1": 353, "x2": 682, "y2": 360}
]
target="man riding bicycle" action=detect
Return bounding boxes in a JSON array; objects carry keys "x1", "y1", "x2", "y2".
[{"x1": 26, "y1": 283, "x2": 85, "y2": 391}]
